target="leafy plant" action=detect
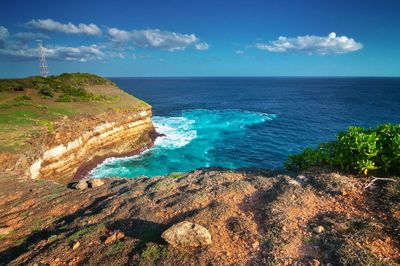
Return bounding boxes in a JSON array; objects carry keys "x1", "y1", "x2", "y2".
[{"x1": 285, "y1": 124, "x2": 400, "y2": 175}]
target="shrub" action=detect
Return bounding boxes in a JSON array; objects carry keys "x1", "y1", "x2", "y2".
[
  {"x1": 285, "y1": 124, "x2": 400, "y2": 175},
  {"x1": 15, "y1": 94, "x2": 31, "y2": 101},
  {"x1": 56, "y1": 95, "x2": 73, "y2": 102}
]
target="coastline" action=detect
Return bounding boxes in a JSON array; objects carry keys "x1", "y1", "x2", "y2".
[{"x1": 72, "y1": 130, "x2": 162, "y2": 181}]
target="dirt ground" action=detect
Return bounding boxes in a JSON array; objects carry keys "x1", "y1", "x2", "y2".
[{"x1": 0, "y1": 168, "x2": 399, "y2": 265}]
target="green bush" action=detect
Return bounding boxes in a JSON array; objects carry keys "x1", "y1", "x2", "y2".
[
  {"x1": 285, "y1": 124, "x2": 400, "y2": 175},
  {"x1": 15, "y1": 94, "x2": 31, "y2": 101},
  {"x1": 56, "y1": 94, "x2": 73, "y2": 102}
]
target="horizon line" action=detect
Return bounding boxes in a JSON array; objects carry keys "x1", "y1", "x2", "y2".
[{"x1": 105, "y1": 75, "x2": 400, "y2": 79}]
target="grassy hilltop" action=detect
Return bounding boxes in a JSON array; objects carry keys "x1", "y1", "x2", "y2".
[{"x1": 0, "y1": 73, "x2": 148, "y2": 152}]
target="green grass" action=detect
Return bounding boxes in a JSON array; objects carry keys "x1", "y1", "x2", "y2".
[
  {"x1": 15, "y1": 94, "x2": 31, "y2": 101},
  {"x1": 66, "y1": 222, "x2": 106, "y2": 243},
  {"x1": 168, "y1": 172, "x2": 185, "y2": 179},
  {"x1": 140, "y1": 243, "x2": 167, "y2": 264},
  {"x1": 47, "y1": 234, "x2": 61, "y2": 243},
  {"x1": 0, "y1": 72, "x2": 148, "y2": 153},
  {"x1": 107, "y1": 240, "x2": 126, "y2": 256}
]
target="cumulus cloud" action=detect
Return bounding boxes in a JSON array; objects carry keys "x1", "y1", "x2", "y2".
[
  {"x1": 235, "y1": 49, "x2": 244, "y2": 55},
  {"x1": 108, "y1": 27, "x2": 206, "y2": 52},
  {"x1": 25, "y1": 19, "x2": 101, "y2": 36},
  {"x1": 0, "y1": 44, "x2": 104, "y2": 62},
  {"x1": 0, "y1": 26, "x2": 9, "y2": 42},
  {"x1": 255, "y1": 32, "x2": 362, "y2": 55}
]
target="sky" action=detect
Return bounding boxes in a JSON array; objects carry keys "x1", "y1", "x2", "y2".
[{"x1": 0, "y1": 0, "x2": 399, "y2": 77}]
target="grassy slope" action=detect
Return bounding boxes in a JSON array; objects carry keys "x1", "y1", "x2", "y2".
[{"x1": 0, "y1": 73, "x2": 149, "y2": 152}]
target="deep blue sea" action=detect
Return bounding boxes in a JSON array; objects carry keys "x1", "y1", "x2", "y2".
[{"x1": 90, "y1": 77, "x2": 400, "y2": 178}]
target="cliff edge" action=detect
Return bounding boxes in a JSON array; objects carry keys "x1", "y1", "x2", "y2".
[{"x1": 0, "y1": 73, "x2": 155, "y2": 183}]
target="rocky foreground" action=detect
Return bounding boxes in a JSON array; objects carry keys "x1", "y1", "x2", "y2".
[{"x1": 0, "y1": 168, "x2": 399, "y2": 265}]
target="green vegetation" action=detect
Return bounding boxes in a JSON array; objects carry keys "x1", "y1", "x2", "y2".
[
  {"x1": 0, "y1": 73, "x2": 111, "y2": 102},
  {"x1": 0, "y1": 72, "x2": 148, "y2": 152},
  {"x1": 67, "y1": 222, "x2": 106, "y2": 243},
  {"x1": 47, "y1": 234, "x2": 61, "y2": 243},
  {"x1": 107, "y1": 240, "x2": 126, "y2": 256},
  {"x1": 285, "y1": 124, "x2": 400, "y2": 175},
  {"x1": 140, "y1": 243, "x2": 167, "y2": 264},
  {"x1": 15, "y1": 94, "x2": 31, "y2": 101},
  {"x1": 168, "y1": 172, "x2": 185, "y2": 179}
]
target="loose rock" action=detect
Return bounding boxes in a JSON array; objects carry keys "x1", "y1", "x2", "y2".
[
  {"x1": 75, "y1": 180, "x2": 88, "y2": 191},
  {"x1": 161, "y1": 221, "x2": 212, "y2": 248},
  {"x1": 89, "y1": 179, "x2": 105, "y2": 188},
  {"x1": 252, "y1": 241, "x2": 259, "y2": 249},
  {"x1": 313, "y1": 226, "x2": 325, "y2": 234},
  {"x1": 0, "y1": 227, "x2": 12, "y2": 235},
  {"x1": 72, "y1": 241, "x2": 80, "y2": 250},
  {"x1": 104, "y1": 231, "x2": 125, "y2": 245}
]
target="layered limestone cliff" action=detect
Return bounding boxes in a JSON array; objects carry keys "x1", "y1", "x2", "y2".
[
  {"x1": 26, "y1": 109, "x2": 154, "y2": 183},
  {"x1": 0, "y1": 73, "x2": 156, "y2": 183}
]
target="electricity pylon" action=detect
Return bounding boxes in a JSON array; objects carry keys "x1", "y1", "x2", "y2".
[{"x1": 37, "y1": 40, "x2": 49, "y2": 77}]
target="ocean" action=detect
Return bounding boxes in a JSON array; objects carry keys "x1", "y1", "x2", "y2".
[{"x1": 90, "y1": 77, "x2": 400, "y2": 178}]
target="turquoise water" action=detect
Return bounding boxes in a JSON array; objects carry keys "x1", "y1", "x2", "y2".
[
  {"x1": 90, "y1": 77, "x2": 400, "y2": 178},
  {"x1": 90, "y1": 109, "x2": 276, "y2": 178},
  {"x1": 91, "y1": 109, "x2": 276, "y2": 177}
]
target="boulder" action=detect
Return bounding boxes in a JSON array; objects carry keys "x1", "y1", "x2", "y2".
[
  {"x1": 89, "y1": 179, "x2": 105, "y2": 188},
  {"x1": 75, "y1": 180, "x2": 88, "y2": 191},
  {"x1": 161, "y1": 221, "x2": 212, "y2": 248}
]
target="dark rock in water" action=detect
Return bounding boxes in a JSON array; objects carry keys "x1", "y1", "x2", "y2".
[{"x1": 161, "y1": 221, "x2": 212, "y2": 248}]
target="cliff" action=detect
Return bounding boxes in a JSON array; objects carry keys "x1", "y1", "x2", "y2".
[{"x1": 0, "y1": 73, "x2": 155, "y2": 183}]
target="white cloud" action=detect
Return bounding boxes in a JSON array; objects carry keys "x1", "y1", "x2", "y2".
[
  {"x1": 235, "y1": 49, "x2": 244, "y2": 55},
  {"x1": 0, "y1": 26, "x2": 9, "y2": 42},
  {"x1": 25, "y1": 19, "x2": 101, "y2": 36},
  {"x1": 195, "y1": 42, "x2": 209, "y2": 50},
  {"x1": 109, "y1": 52, "x2": 125, "y2": 59},
  {"x1": 108, "y1": 27, "x2": 206, "y2": 52},
  {"x1": 13, "y1": 32, "x2": 50, "y2": 41},
  {"x1": 255, "y1": 32, "x2": 362, "y2": 55},
  {"x1": 0, "y1": 44, "x2": 104, "y2": 62}
]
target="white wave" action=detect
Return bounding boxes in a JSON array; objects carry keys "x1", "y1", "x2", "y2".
[{"x1": 153, "y1": 116, "x2": 197, "y2": 149}]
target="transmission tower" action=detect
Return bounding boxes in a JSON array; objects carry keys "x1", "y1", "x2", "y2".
[{"x1": 37, "y1": 40, "x2": 49, "y2": 77}]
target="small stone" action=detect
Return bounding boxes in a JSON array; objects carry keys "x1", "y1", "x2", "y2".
[
  {"x1": 72, "y1": 241, "x2": 80, "y2": 250},
  {"x1": 104, "y1": 231, "x2": 125, "y2": 245},
  {"x1": 161, "y1": 221, "x2": 211, "y2": 248},
  {"x1": 75, "y1": 180, "x2": 88, "y2": 191},
  {"x1": 309, "y1": 259, "x2": 320, "y2": 266},
  {"x1": 313, "y1": 226, "x2": 325, "y2": 234},
  {"x1": 0, "y1": 227, "x2": 12, "y2": 235},
  {"x1": 89, "y1": 179, "x2": 105, "y2": 188},
  {"x1": 252, "y1": 241, "x2": 259, "y2": 249}
]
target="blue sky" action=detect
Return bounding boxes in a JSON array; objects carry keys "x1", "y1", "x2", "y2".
[{"x1": 0, "y1": 0, "x2": 399, "y2": 77}]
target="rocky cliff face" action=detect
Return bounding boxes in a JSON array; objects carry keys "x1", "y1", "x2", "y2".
[{"x1": 19, "y1": 108, "x2": 155, "y2": 183}]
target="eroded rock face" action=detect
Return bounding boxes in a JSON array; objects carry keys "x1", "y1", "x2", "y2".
[
  {"x1": 24, "y1": 109, "x2": 154, "y2": 183},
  {"x1": 161, "y1": 221, "x2": 212, "y2": 248}
]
